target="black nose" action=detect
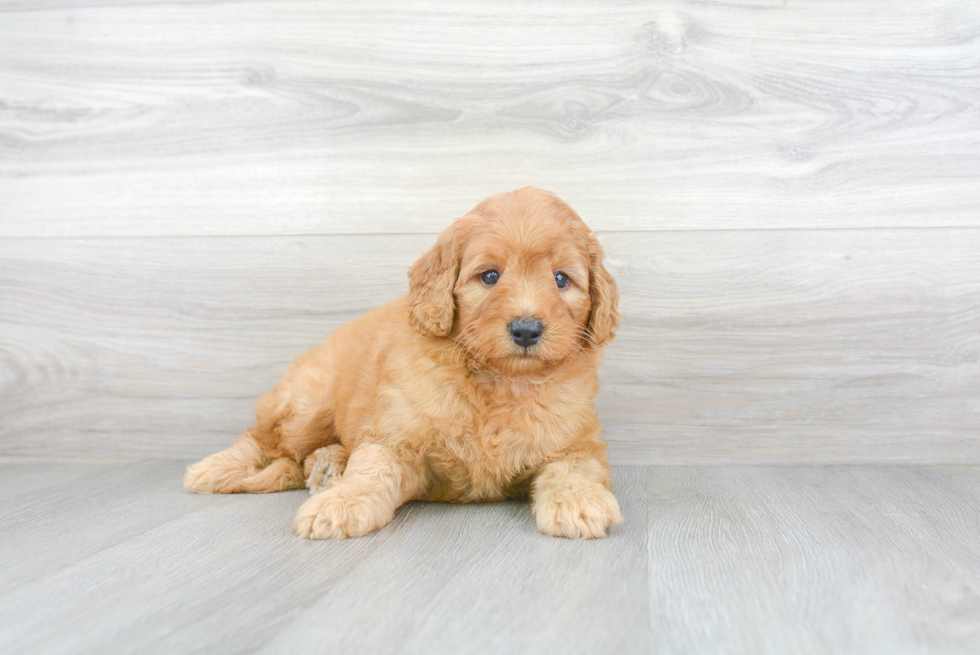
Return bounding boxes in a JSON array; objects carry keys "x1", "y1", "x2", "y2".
[{"x1": 509, "y1": 317, "x2": 544, "y2": 348}]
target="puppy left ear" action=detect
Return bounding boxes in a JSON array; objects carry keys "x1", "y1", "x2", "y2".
[
  {"x1": 408, "y1": 221, "x2": 461, "y2": 337},
  {"x1": 586, "y1": 232, "x2": 621, "y2": 347}
]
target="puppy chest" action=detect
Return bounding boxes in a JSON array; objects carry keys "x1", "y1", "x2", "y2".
[
  {"x1": 423, "y1": 407, "x2": 579, "y2": 501},
  {"x1": 385, "y1": 373, "x2": 593, "y2": 500},
  {"x1": 423, "y1": 431, "x2": 534, "y2": 501}
]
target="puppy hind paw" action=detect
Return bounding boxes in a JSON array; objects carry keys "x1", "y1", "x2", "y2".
[
  {"x1": 302, "y1": 444, "x2": 348, "y2": 495},
  {"x1": 183, "y1": 437, "x2": 268, "y2": 494},
  {"x1": 184, "y1": 457, "x2": 257, "y2": 494}
]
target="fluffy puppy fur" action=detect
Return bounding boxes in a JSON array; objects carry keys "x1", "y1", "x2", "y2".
[{"x1": 184, "y1": 187, "x2": 623, "y2": 540}]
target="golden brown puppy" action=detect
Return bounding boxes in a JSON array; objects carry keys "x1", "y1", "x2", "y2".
[{"x1": 184, "y1": 187, "x2": 623, "y2": 539}]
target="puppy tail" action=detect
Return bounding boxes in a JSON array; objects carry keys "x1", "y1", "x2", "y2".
[{"x1": 183, "y1": 434, "x2": 305, "y2": 494}]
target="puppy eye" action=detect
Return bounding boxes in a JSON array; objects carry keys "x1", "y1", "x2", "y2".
[
  {"x1": 480, "y1": 270, "x2": 500, "y2": 286},
  {"x1": 554, "y1": 271, "x2": 570, "y2": 289}
]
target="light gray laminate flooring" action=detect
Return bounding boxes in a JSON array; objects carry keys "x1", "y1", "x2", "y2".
[{"x1": 1, "y1": 460, "x2": 978, "y2": 654}]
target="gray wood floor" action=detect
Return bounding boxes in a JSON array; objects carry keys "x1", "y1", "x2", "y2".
[{"x1": 2, "y1": 459, "x2": 978, "y2": 654}]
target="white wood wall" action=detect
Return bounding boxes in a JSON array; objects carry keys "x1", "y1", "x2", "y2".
[{"x1": 1, "y1": 0, "x2": 978, "y2": 463}]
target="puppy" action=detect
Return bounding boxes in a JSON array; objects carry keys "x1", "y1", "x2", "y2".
[{"x1": 184, "y1": 187, "x2": 623, "y2": 539}]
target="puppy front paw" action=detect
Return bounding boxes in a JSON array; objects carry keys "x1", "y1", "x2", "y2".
[
  {"x1": 293, "y1": 488, "x2": 393, "y2": 540},
  {"x1": 534, "y1": 484, "x2": 623, "y2": 540}
]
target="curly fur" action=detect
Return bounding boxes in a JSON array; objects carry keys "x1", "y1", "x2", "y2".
[{"x1": 184, "y1": 187, "x2": 623, "y2": 540}]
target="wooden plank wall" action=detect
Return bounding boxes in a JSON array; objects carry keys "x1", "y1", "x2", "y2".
[{"x1": 1, "y1": 0, "x2": 978, "y2": 463}]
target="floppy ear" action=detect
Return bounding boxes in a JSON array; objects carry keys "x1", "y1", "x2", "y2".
[
  {"x1": 408, "y1": 222, "x2": 461, "y2": 337},
  {"x1": 586, "y1": 232, "x2": 621, "y2": 347}
]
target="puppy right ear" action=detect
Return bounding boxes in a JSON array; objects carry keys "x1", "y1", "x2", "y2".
[{"x1": 408, "y1": 221, "x2": 461, "y2": 337}]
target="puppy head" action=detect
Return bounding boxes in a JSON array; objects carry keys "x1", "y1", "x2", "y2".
[{"x1": 408, "y1": 187, "x2": 620, "y2": 374}]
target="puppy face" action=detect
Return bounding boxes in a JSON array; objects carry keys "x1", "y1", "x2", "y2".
[
  {"x1": 408, "y1": 188, "x2": 620, "y2": 375},
  {"x1": 453, "y1": 205, "x2": 593, "y2": 373}
]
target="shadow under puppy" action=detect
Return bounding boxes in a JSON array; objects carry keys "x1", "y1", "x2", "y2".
[{"x1": 185, "y1": 187, "x2": 623, "y2": 539}]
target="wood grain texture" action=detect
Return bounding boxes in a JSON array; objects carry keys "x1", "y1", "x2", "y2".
[
  {"x1": 647, "y1": 466, "x2": 980, "y2": 654},
  {"x1": 2, "y1": 0, "x2": 979, "y2": 463},
  {"x1": 1, "y1": 0, "x2": 979, "y2": 236},
  {"x1": 1, "y1": 461, "x2": 978, "y2": 654},
  {"x1": 0, "y1": 459, "x2": 208, "y2": 588},
  {"x1": 2, "y1": 230, "x2": 978, "y2": 463},
  {"x1": 261, "y1": 466, "x2": 649, "y2": 655},
  {"x1": 0, "y1": 460, "x2": 649, "y2": 655}
]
